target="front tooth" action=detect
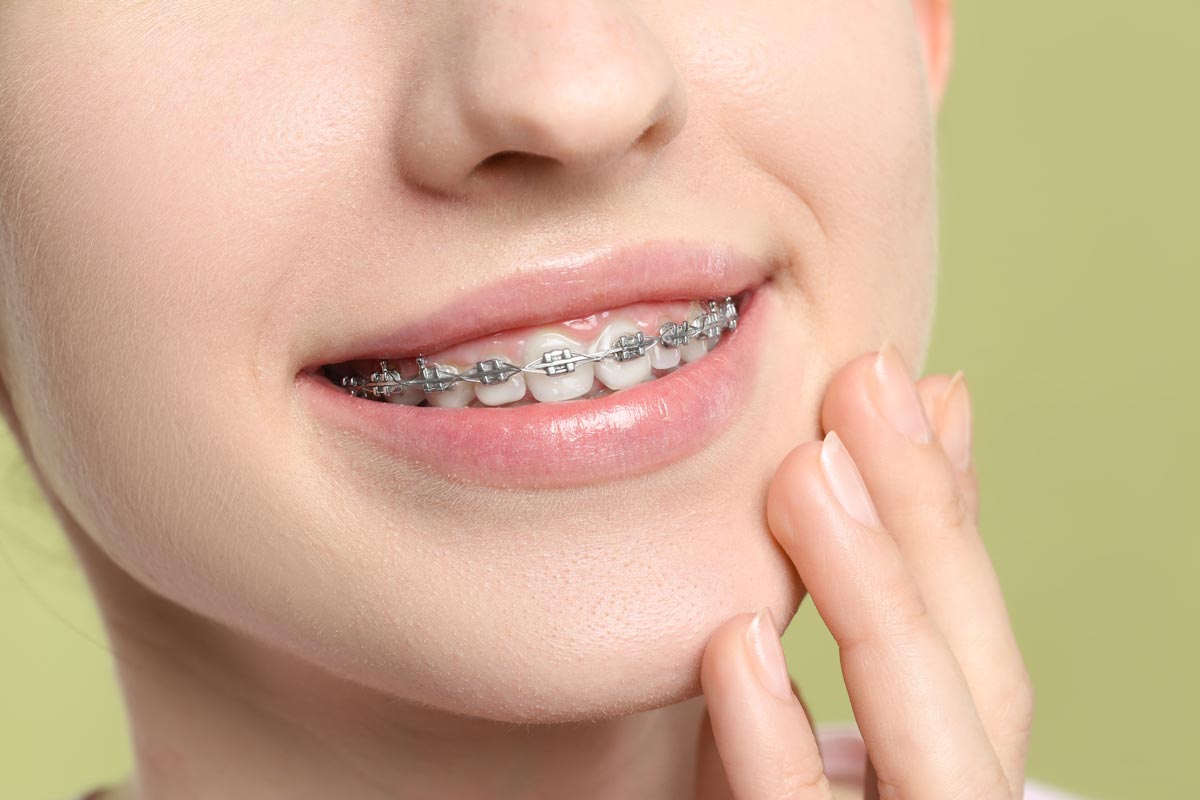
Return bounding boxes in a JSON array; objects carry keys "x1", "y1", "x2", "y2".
[
  {"x1": 649, "y1": 319, "x2": 682, "y2": 370},
  {"x1": 473, "y1": 354, "x2": 527, "y2": 406},
  {"x1": 425, "y1": 364, "x2": 473, "y2": 408},
  {"x1": 524, "y1": 332, "x2": 594, "y2": 402},
  {"x1": 680, "y1": 300, "x2": 719, "y2": 362},
  {"x1": 591, "y1": 321, "x2": 652, "y2": 390},
  {"x1": 680, "y1": 335, "x2": 707, "y2": 363}
]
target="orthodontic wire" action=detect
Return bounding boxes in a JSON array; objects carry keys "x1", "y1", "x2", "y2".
[{"x1": 339, "y1": 296, "x2": 740, "y2": 400}]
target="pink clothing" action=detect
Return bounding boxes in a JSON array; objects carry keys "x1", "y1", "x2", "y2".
[
  {"x1": 815, "y1": 722, "x2": 1085, "y2": 799},
  {"x1": 70, "y1": 724, "x2": 1085, "y2": 799}
]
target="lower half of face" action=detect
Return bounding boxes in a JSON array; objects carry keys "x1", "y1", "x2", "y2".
[{"x1": 0, "y1": 1, "x2": 938, "y2": 722}]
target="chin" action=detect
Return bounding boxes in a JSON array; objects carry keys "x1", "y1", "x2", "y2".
[{"x1": 268, "y1": 504, "x2": 808, "y2": 726}]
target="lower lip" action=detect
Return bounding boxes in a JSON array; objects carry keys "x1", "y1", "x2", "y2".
[{"x1": 296, "y1": 285, "x2": 772, "y2": 489}]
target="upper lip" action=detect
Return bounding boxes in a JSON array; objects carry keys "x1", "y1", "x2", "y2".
[{"x1": 303, "y1": 239, "x2": 775, "y2": 371}]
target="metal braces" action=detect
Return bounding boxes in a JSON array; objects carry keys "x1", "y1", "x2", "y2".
[{"x1": 339, "y1": 295, "x2": 740, "y2": 400}]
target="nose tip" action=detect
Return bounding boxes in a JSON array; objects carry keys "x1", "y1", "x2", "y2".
[
  {"x1": 397, "y1": 2, "x2": 688, "y2": 195},
  {"x1": 469, "y1": 77, "x2": 687, "y2": 181}
]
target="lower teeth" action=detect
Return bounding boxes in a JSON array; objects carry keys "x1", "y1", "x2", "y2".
[
  {"x1": 454, "y1": 364, "x2": 676, "y2": 408},
  {"x1": 330, "y1": 295, "x2": 740, "y2": 408}
]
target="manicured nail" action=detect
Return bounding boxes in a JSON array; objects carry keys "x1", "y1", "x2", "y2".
[
  {"x1": 871, "y1": 341, "x2": 934, "y2": 445},
  {"x1": 744, "y1": 606, "x2": 794, "y2": 701},
  {"x1": 937, "y1": 370, "x2": 973, "y2": 472},
  {"x1": 820, "y1": 431, "x2": 882, "y2": 528}
]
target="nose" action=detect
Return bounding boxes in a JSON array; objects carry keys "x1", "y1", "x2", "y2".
[{"x1": 396, "y1": 1, "x2": 688, "y2": 195}]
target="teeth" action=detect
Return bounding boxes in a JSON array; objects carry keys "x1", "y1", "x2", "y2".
[
  {"x1": 523, "y1": 332, "x2": 594, "y2": 402},
  {"x1": 648, "y1": 318, "x2": 682, "y2": 370},
  {"x1": 425, "y1": 365, "x2": 474, "y2": 408},
  {"x1": 679, "y1": 337, "x2": 707, "y2": 363},
  {"x1": 385, "y1": 386, "x2": 425, "y2": 405},
  {"x1": 591, "y1": 320, "x2": 652, "y2": 390},
  {"x1": 338, "y1": 294, "x2": 741, "y2": 406},
  {"x1": 474, "y1": 354, "x2": 527, "y2": 406},
  {"x1": 699, "y1": 311, "x2": 724, "y2": 350}
]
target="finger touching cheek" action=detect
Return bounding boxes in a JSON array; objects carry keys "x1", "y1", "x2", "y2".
[
  {"x1": 766, "y1": 433, "x2": 1006, "y2": 796},
  {"x1": 765, "y1": 433, "x2": 913, "y2": 641},
  {"x1": 820, "y1": 345, "x2": 974, "y2": 538}
]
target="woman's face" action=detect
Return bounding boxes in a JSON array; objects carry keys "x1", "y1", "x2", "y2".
[{"x1": 0, "y1": 2, "x2": 945, "y2": 722}]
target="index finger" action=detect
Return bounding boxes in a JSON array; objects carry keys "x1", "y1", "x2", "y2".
[{"x1": 700, "y1": 608, "x2": 836, "y2": 800}]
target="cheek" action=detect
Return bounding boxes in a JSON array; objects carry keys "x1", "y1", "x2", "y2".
[
  {"x1": 0, "y1": 12, "x2": 355, "y2": 607},
  {"x1": 0, "y1": 3, "x2": 381, "y2": 393},
  {"x1": 671, "y1": 0, "x2": 938, "y2": 345}
]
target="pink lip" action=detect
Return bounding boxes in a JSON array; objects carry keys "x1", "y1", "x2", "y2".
[
  {"x1": 303, "y1": 239, "x2": 773, "y2": 365},
  {"x1": 296, "y1": 241, "x2": 776, "y2": 488}
]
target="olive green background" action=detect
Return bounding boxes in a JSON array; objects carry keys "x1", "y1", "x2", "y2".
[{"x1": 2, "y1": 3, "x2": 1195, "y2": 798}]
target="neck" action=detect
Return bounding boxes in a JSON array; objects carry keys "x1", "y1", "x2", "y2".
[{"x1": 67, "y1": 523, "x2": 728, "y2": 800}]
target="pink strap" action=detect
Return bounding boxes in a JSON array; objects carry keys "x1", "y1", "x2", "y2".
[{"x1": 814, "y1": 722, "x2": 1087, "y2": 799}]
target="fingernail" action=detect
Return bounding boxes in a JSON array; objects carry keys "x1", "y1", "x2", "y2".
[
  {"x1": 744, "y1": 606, "x2": 794, "y2": 701},
  {"x1": 870, "y1": 341, "x2": 934, "y2": 445},
  {"x1": 937, "y1": 370, "x2": 973, "y2": 472},
  {"x1": 820, "y1": 431, "x2": 882, "y2": 528}
]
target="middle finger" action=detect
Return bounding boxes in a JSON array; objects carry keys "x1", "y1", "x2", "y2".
[
  {"x1": 766, "y1": 434, "x2": 1009, "y2": 798},
  {"x1": 820, "y1": 345, "x2": 1034, "y2": 792}
]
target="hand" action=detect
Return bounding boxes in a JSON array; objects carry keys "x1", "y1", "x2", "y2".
[{"x1": 698, "y1": 344, "x2": 1034, "y2": 799}]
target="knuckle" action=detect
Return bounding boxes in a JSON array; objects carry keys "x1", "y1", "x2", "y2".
[
  {"x1": 924, "y1": 473, "x2": 973, "y2": 531},
  {"x1": 878, "y1": 576, "x2": 932, "y2": 640},
  {"x1": 770, "y1": 761, "x2": 833, "y2": 800},
  {"x1": 992, "y1": 663, "x2": 1037, "y2": 739},
  {"x1": 842, "y1": 578, "x2": 932, "y2": 661}
]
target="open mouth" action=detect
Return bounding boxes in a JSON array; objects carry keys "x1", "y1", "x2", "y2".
[
  {"x1": 296, "y1": 240, "x2": 775, "y2": 488},
  {"x1": 318, "y1": 292, "x2": 746, "y2": 409}
]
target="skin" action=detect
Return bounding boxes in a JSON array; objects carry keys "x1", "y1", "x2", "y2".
[{"x1": 0, "y1": 1, "x2": 1034, "y2": 798}]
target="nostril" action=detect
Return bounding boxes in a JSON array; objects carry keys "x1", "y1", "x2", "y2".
[
  {"x1": 476, "y1": 150, "x2": 522, "y2": 170},
  {"x1": 474, "y1": 149, "x2": 561, "y2": 176},
  {"x1": 634, "y1": 123, "x2": 657, "y2": 148}
]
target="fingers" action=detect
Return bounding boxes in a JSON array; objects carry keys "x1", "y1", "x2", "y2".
[
  {"x1": 702, "y1": 346, "x2": 1032, "y2": 799},
  {"x1": 701, "y1": 609, "x2": 835, "y2": 800},
  {"x1": 916, "y1": 371, "x2": 979, "y2": 522},
  {"x1": 821, "y1": 346, "x2": 1033, "y2": 794},
  {"x1": 767, "y1": 434, "x2": 1011, "y2": 799}
]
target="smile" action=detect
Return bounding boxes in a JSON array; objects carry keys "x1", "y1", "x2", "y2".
[
  {"x1": 325, "y1": 295, "x2": 741, "y2": 408},
  {"x1": 296, "y1": 241, "x2": 776, "y2": 488}
]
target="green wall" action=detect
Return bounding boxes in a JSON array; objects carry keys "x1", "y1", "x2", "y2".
[
  {"x1": 791, "y1": 3, "x2": 1198, "y2": 798},
  {"x1": 2, "y1": 2, "x2": 1195, "y2": 797}
]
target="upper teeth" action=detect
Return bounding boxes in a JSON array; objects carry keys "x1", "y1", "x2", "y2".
[
  {"x1": 471, "y1": 355, "x2": 527, "y2": 407},
  {"x1": 592, "y1": 320, "x2": 653, "y2": 390},
  {"x1": 524, "y1": 332, "x2": 596, "y2": 402},
  {"x1": 339, "y1": 295, "x2": 739, "y2": 406}
]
